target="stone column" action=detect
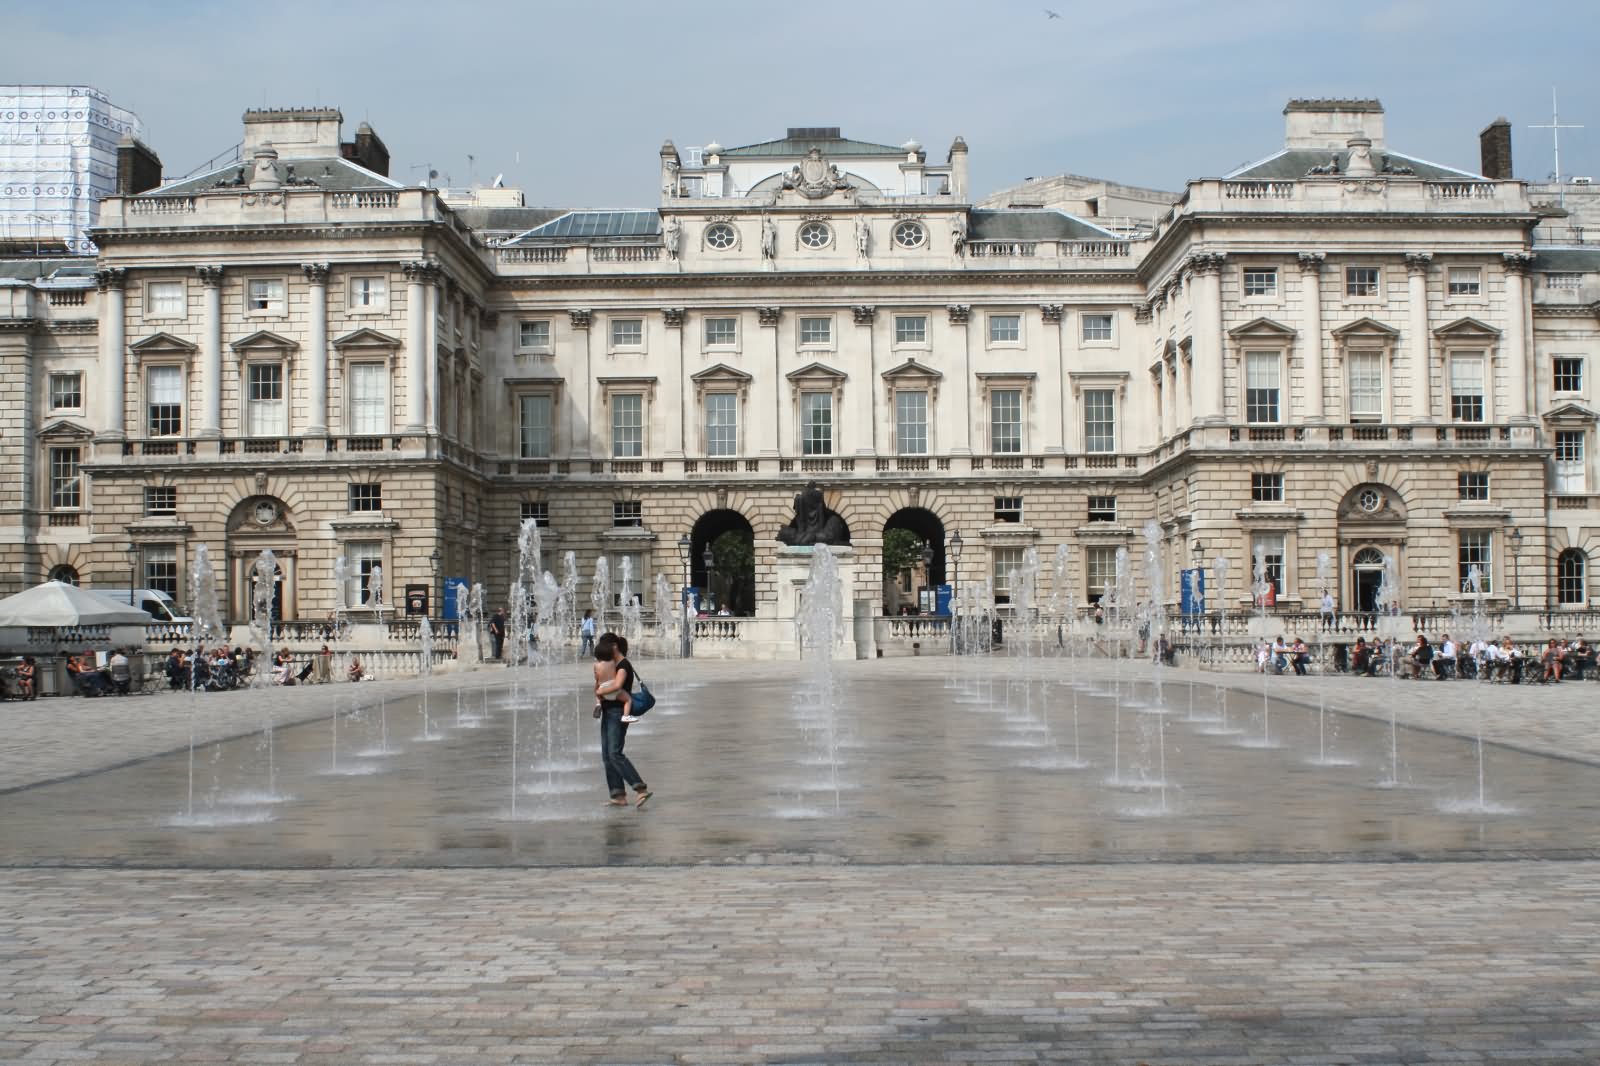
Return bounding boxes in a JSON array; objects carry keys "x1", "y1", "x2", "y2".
[
  {"x1": 402, "y1": 261, "x2": 429, "y2": 432},
  {"x1": 945, "y1": 305, "x2": 970, "y2": 455},
  {"x1": 1405, "y1": 253, "x2": 1433, "y2": 422},
  {"x1": 1189, "y1": 254, "x2": 1226, "y2": 422},
  {"x1": 568, "y1": 309, "x2": 592, "y2": 457},
  {"x1": 1175, "y1": 342, "x2": 1192, "y2": 427},
  {"x1": 1501, "y1": 253, "x2": 1534, "y2": 421},
  {"x1": 95, "y1": 268, "x2": 127, "y2": 437},
  {"x1": 1297, "y1": 253, "x2": 1325, "y2": 420},
  {"x1": 424, "y1": 272, "x2": 441, "y2": 435},
  {"x1": 195, "y1": 267, "x2": 223, "y2": 436},
  {"x1": 663, "y1": 308, "x2": 686, "y2": 457},
  {"x1": 303, "y1": 263, "x2": 329, "y2": 436},
  {"x1": 854, "y1": 306, "x2": 878, "y2": 455},
  {"x1": 1040, "y1": 304, "x2": 1065, "y2": 452},
  {"x1": 758, "y1": 307, "x2": 781, "y2": 456}
]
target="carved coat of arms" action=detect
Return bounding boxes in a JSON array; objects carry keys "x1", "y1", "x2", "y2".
[{"x1": 783, "y1": 148, "x2": 853, "y2": 199}]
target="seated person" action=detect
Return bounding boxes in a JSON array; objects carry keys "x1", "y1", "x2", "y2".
[
  {"x1": 1291, "y1": 637, "x2": 1311, "y2": 676},
  {"x1": 107, "y1": 647, "x2": 132, "y2": 695},
  {"x1": 272, "y1": 651, "x2": 294, "y2": 686},
  {"x1": 1567, "y1": 638, "x2": 1594, "y2": 680},
  {"x1": 1408, "y1": 636, "x2": 1434, "y2": 680},
  {"x1": 1433, "y1": 635, "x2": 1458, "y2": 679},
  {"x1": 1497, "y1": 638, "x2": 1523, "y2": 683},
  {"x1": 1351, "y1": 637, "x2": 1374, "y2": 676},
  {"x1": 348, "y1": 656, "x2": 365, "y2": 682},
  {"x1": 1539, "y1": 638, "x2": 1563, "y2": 684},
  {"x1": 68, "y1": 652, "x2": 112, "y2": 696}
]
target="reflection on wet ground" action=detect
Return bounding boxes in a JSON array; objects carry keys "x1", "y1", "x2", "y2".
[{"x1": 3, "y1": 669, "x2": 1598, "y2": 867}]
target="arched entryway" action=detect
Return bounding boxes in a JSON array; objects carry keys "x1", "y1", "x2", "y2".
[
  {"x1": 882, "y1": 507, "x2": 945, "y2": 615},
  {"x1": 1337, "y1": 483, "x2": 1406, "y2": 617},
  {"x1": 691, "y1": 510, "x2": 755, "y2": 616},
  {"x1": 1351, "y1": 546, "x2": 1385, "y2": 614},
  {"x1": 226, "y1": 495, "x2": 297, "y2": 623}
]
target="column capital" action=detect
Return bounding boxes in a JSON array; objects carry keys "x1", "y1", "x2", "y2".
[
  {"x1": 1134, "y1": 303, "x2": 1153, "y2": 324},
  {"x1": 1404, "y1": 252, "x2": 1434, "y2": 275},
  {"x1": 195, "y1": 265, "x2": 224, "y2": 287},
  {"x1": 1502, "y1": 252, "x2": 1536, "y2": 276},
  {"x1": 1188, "y1": 252, "x2": 1227, "y2": 277},
  {"x1": 757, "y1": 306, "x2": 782, "y2": 327},
  {"x1": 662, "y1": 308, "x2": 685, "y2": 328},
  {"x1": 851, "y1": 305, "x2": 875, "y2": 325},
  {"x1": 1296, "y1": 251, "x2": 1326, "y2": 274},
  {"x1": 1039, "y1": 304, "x2": 1064, "y2": 323},
  {"x1": 567, "y1": 308, "x2": 592, "y2": 330},
  {"x1": 302, "y1": 262, "x2": 331, "y2": 285},
  {"x1": 946, "y1": 304, "x2": 970, "y2": 325},
  {"x1": 94, "y1": 267, "x2": 127, "y2": 292},
  {"x1": 403, "y1": 259, "x2": 439, "y2": 282}
]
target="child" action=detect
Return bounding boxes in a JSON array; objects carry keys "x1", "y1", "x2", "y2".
[{"x1": 593, "y1": 647, "x2": 635, "y2": 722}]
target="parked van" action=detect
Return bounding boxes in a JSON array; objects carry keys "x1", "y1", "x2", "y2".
[{"x1": 91, "y1": 589, "x2": 193, "y2": 624}]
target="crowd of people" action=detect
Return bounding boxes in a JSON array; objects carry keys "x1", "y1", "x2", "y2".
[
  {"x1": 162, "y1": 644, "x2": 350, "y2": 691},
  {"x1": 1328, "y1": 633, "x2": 1597, "y2": 683}
]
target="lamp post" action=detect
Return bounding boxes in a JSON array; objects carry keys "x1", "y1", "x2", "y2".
[
  {"x1": 919, "y1": 542, "x2": 933, "y2": 614},
  {"x1": 126, "y1": 543, "x2": 139, "y2": 601},
  {"x1": 1507, "y1": 527, "x2": 1524, "y2": 611},
  {"x1": 678, "y1": 534, "x2": 692, "y2": 658},
  {"x1": 948, "y1": 530, "x2": 963, "y2": 652},
  {"x1": 428, "y1": 548, "x2": 441, "y2": 622},
  {"x1": 702, "y1": 544, "x2": 716, "y2": 611}
]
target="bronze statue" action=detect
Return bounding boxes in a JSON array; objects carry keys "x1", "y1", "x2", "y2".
[{"x1": 777, "y1": 481, "x2": 850, "y2": 546}]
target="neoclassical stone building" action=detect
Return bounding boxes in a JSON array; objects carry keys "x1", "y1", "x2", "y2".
[{"x1": 3, "y1": 99, "x2": 1598, "y2": 647}]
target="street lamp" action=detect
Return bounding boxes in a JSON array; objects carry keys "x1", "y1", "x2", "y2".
[
  {"x1": 1507, "y1": 527, "x2": 1524, "y2": 610},
  {"x1": 428, "y1": 548, "x2": 441, "y2": 621},
  {"x1": 701, "y1": 544, "x2": 715, "y2": 611},
  {"x1": 126, "y1": 543, "x2": 139, "y2": 601},
  {"x1": 948, "y1": 530, "x2": 963, "y2": 652},
  {"x1": 1191, "y1": 539, "x2": 1205, "y2": 631},
  {"x1": 677, "y1": 534, "x2": 692, "y2": 658}
]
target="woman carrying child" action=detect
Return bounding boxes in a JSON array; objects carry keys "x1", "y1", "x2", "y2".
[{"x1": 592, "y1": 632, "x2": 651, "y2": 808}]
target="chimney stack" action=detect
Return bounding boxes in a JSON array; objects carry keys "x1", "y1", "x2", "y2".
[
  {"x1": 341, "y1": 122, "x2": 390, "y2": 177},
  {"x1": 116, "y1": 135, "x2": 163, "y2": 195},
  {"x1": 1480, "y1": 117, "x2": 1512, "y2": 180}
]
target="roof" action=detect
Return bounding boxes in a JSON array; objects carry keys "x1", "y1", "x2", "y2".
[
  {"x1": 508, "y1": 210, "x2": 660, "y2": 242},
  {"x1": 149, "y1": 156, "x2": 401, "y2": 197},
  {"x1": 451, "y1": 206, "x2": 567, "y2": 234},
  {"x1": 1284, "y1": 98, "x2": 1383, "y2": 113},
  {"x1": 721, "y1": 135, "x2": 905, "y2": 159},
  {"x1": 0, "y1": 258, "x2": 94, "y2": 282},
  {"x1": 1532, "y1": 248, "x2": 1600, "y2": 272},
  {"x1": 1225, "y1": 148, "x2": 1480, "y2": 181},
  {"x1": 968, "y1": 209, "x2": 1122, "y2": 241}
]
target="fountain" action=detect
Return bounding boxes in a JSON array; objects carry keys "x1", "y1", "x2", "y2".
[
  {"x1": 1375, "y1": 553, "x2": 1403, "y2": 785},
  {"x1": 247, "y1": 549, "x2": 278, "y2": 689},
  {"x1": 416, "y1": 616, "x2": 439, "y2": 741},
  {"x1": 797, "y1": 547, "x2": 844, "y2": 812},
  {"x1": 1201, "y1": 554, "x2": 1237, "y2": 736},
  {"x1": 1311, "y1": 550, "x2": 1345, "y2": 766},
  {"x1": 1248, "y1": 541, "x2": 1275, "y2": 747},
  {"x1": 1140, "y1": 520, "x2": 1170, "y2": 812},
  {"x1": 620, "y1": 556, "x2": 642, "y2": 646}
]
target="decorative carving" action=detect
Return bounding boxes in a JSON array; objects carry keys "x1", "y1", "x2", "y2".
[
  {"x1": 1296, "y1": 251, "x2": 1326, "y2": 274},
  {"x1": 662, "y1": 308, "x2": 685, "y2": 328},
  {"x1": 950, "y1": 214, "x2": 968, "y2": 256},
  {"x1": 402, "y1": 260, "x2": 433, "y2": 282},
  {"x1": 1380, "y1": 158, "x2": 1415, "y2": 176},
  {"x1": 568, "y1": 309, "x2": 592, "y2": 330},
  {"x1": 195, "y1": 265, "x2": 223, "y2": 288},
  {"x1": 946, "y1": 304, "x2": 970, "y2": 324},
  {"x1": 302, "y1": 262, "x2": 330, "y2": 285},
  {"x1": 1152, "y1": 289, "x2": 1168, "y2": 311},
  {"x1": 1306, "y1": 155, "x2": 1342, "y2": 176},
  {"x1": 760, "y1": 217, "x2": 777, "y2": 261},
  {"x1": 707, "y1": 213, "x2": 735, "y2": 223},
  {"x1": 716, "y1": 489, "x2": 728, "y2": 510},
  {"x1": 1189, "y1": 252, "x2": 1227, "y2": 276},
  {"x1": 1039, "y1": 304, "x2": 1064, "y2": 323},
  {"x1": 93, "y1": 267, "x2": 126, "y2": 292},
  {"x1": 663, "y1": 217, "x2": 681, "y2": 260},
  {"x1": 1345, "y1": 138, "x2": 1377, "y2": 178},
  {"x1": 1404, "y1": 252, "x2": 1433, "y2": 275},
  {"x1": 854, "y1": 218, "x2": 871, "y2": 259},
  {"x1": 757, "y1": 306, "x2": 782, "y2": 327},
  {"x1": 776, "y1": 481, "x2": 851, "y2": 546},
  {"x1": 1134, "y1": 303, "x2": 1153, "y2": 324},
  {"x1": 1340, "y1": 180, "x2": 1385, "y2": 196},
  {"x1": 851, "y1": 305, "x2": 876, "y2": 325},
  {"x1": 1502, "y1": 252, "x2": 1536, "y2": 276},
  {"x1": 781, "y1": 148, "x2": 854, "y2": 199}
]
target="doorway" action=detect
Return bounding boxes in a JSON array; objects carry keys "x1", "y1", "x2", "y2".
[{"x1": 1352, "y1": 547, "x2": 1384, "y2": 613}]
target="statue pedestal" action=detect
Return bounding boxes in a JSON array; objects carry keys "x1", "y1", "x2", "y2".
[{"x1": 773, "y1": 545, "x2": 861, "y2": 661}]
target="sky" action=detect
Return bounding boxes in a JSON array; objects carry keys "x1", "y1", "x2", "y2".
[{"x1": 9, "y1": 0, "x2": 1600, "y2": 207}]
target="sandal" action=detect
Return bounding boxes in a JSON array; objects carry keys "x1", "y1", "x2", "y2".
[
  {"x1": 605, "y1": 796, "x2": 628, "y2": 806},
  {"x1": 634, "y1": 789, "x2": 652, "y2": 808}
]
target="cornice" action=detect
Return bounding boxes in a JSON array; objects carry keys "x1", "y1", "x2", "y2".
[{"x1": 490, "y1": 268, "x2": 1140, "y2": 292}]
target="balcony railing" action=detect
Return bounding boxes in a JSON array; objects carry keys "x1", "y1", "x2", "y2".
[{"x1": 1222, "y1": 180, "x2": 1297, "y2": 200}]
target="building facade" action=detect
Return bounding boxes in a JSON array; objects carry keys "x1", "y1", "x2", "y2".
[{"x1": 3, "y1": 100, "x2": 1598, "y2": 647}]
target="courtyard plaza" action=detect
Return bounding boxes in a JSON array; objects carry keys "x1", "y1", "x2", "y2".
[{"x1": 2, "y1": 654, "x2": 1600, "y2": 1064}]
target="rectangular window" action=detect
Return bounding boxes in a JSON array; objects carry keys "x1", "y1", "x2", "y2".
[
  {"x1": 801, "y1": 392, "x2": 833, "y2": 455},
  {"x1": 1555, "y1": 430, "x2": 1587, "y2": 494},
  {"x1": 1087, "y1": 495, "x2": 1117, "y2": 522},
  {"x1": 610, "y1": 319, "x2": 643, "y2": 347},
  {"x1": 1081, "y1": 314, "x2": 1114, "y2": 342},
  {"x1": 1252, "y1": 533, "x2": 1285, "y2": 597},
  {"x1": 147, "y1": 280, "x2": 185, "y2": 317},
  {"x1": 246, "y1": 364, "x2": 285, "y2": 436},
  {"x1": 1245, "y1": 352, "x2": 1281, "y2": 423},
  {"x1": 518, "y1": 320, "x2": 551, "y2": 350},
  {"x1": 1085, "y1": 545, "x2": 1117, "y2": 604},
  {"x1": 1251, "y1": 472, "x2": 1284, "y2": 503},
  {"x1": 895, "y1": 390, "x2": 928, "y2": 454},
  {"x1": 705, "y1": 393, "x2": 737, "y2": 456},
  {"x1": 1449, "y1": 355, "x2": 1485, "y2": 423},
  {"x1": 990, "y1": 389, "x2": 1022, "y2": 453},
  {"x1": 348, "y1": 483, "x2": 382, "y2": 512},
  {"x1": 611, "y1": 394, "x2": 643, "y2": 457},
  {"x1": 799, "y1": 317, "x2": 832, "y2": 345},
  {"x1": 146, "y1": 365, "x2": 183, "y2": 437},
  {"x1": 1546, "y1": 273, "x2": 1583, "y2": 290},
  {"x1": 348, "y1": 362, "x2": 389, "y2": 436},
  {"x1": 144, "y1": 486, "x2": 177, "y2": 517},
  {"x1": 247, "y1": 278, "x2": 284, "y2": 313},
  {"x1": 994, "y1": 496, "x2": 1023, "y2": 523},
  {"x1": 1083, "y1": 389, "x2": 1115, "y2": 453},
  {"x1": 1243, "y1": 267, "x2": 1278, "y2": 298},
  {"x1": 992, "y1": 546, "x2": 1023, "y2": 605},
  {"x1": 519, "y1": 394, "x2": 552, "y2": 458},
  {"x1": 1458, "y1": 531, "x2": 1492, "y2": 594},
  {"x1": 1345, "y1": 266, "x2": 1380, "y2": 297},
  {"x1": 1348, "y1": 351, "x2": 1384, "y2": 422},
  {"x1": 612, "y1": 551, "x2": 644, "y2": 607},
  {"x1": 612, "y1": 501, "x2": 643, "y2": 528},
  {"x1": 1458, "y1": 472, "x2": 1490, "y2": 501},
  {"x1": 1447, "y1": 267, "x2": 1481, "y2": 297},
  {"x1": 347, "y1": 541, "x2": 383, "y2": 606},
  {"x1": 520, "y1": 501, "x2": 549, "y2": 527},
  {"x1": 894, "y1": 315, "x2": 927, "y2": 344},
  {"x1": 349, "y1": 275, "x2": 386, "y2": 309},
  {"x1": 143, "y1": 545, "x2": 179, "y2": 599},
  {"x1": 49, "y1": 447, "x2": 80, "y2": 509},
  {"x1": 988, "y1": 314, "x2": 1020, "y2": 343},
  {"x1": 49, "y1": 372, "x2": 82, "y2": 411},
  {"x1": 1554, "y1": 357, "x2": 1584, "y2": 394},
  {"x1": 704, "y1": 317, "x2": 737, "y2": 347}
]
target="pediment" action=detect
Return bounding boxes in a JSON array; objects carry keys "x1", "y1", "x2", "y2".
[
  {"x1": 332, "y1": 327, "x2": 401, "y2": 350},
  {"x1": 690, "y1": 362, "x2": 753, "y2": 385},
  {"x1": 1330, "y1": 316, "x2": 1400, "y2": 338},
  {"x1": 1542, "y1": 402, "x2": 1599, "y2": 425},
  {"x1": 786, "y1": 361, "x2": 847, "y2": 383},
  {"x1": 1228, "y1": 316, "x2": 1297, "y2": 339},
  {"x1": 230, "y1": 329, "x2": 299, "y2": 352},
  {"x1": 39, "y1": 418, "x2": 95, "y2": 441},
  {"x1": 129, "y1": 331, "x2": 198, "y2": 353},
  {"x1": 1433, "y1": 316, "x2": 1501, "y2": 339},
  {"x1": 881, "y1": 358, "x2": 942, "y2": 383}
]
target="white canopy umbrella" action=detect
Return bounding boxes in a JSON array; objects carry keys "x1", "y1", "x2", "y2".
[{"x1": 0, "y1": 581, "x2": 152, "y2": 628}]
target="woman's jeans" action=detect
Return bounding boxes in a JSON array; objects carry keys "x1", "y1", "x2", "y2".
[{"x1": 600, "y1": 706, "x2": 645, "y2": 797}]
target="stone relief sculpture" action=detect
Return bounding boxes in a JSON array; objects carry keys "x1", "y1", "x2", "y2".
[
  {"x1": 950, "y1": 214, "x2": 968, "y2": 255},
  {"x1": 854, "y1": 218, "x2": 871, "y2": 259},
  {"x1": 760, "y1": 217, "x2": 777, "y2": 261},
  {"x1": 781, "y1": 148, "x2": 853, "y2": 199},
  {"x1": 777, "y1": 481, "x2": 851, "y2": 546},
  {"x1": 663, "y1": 217, "x2": 681, "y2": 259}
]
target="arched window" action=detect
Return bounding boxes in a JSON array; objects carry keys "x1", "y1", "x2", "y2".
[
  {"x1": 1558, "y1": 549, "x2": 1587, "y2": 606},
  {"x1": 48, "y1": 564, "x2": 79, "y2": 585},
  {"x1": 1352, "y1": 547, "x2": 1384, "y2": 567}
]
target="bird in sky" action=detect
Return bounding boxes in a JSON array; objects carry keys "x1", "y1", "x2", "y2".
[{"x1": 1044, "y1": 8, "x2": 1061, "y2": 17}]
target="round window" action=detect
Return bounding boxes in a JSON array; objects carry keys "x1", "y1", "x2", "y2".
[
  {"x1": 798, "y1": 222, "x2": 831, "y2": 249},
  {"x1": 893, "y1": 221, "x2": 927, "y2": 248},
  {"x1": 1358, "y1": 488, "x2": 1382, "y2": 513},
  {"x1": 705, "y1": 223, "x2": 736, "y2": 250}
]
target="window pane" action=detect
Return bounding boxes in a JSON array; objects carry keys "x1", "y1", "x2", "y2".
[
  {"x1": 988, "y1": 315, "x2": 1020, "y2": 343},
  {"x1": 347, "y1": 542, "x2": 383, "y2": 606},
  {"x1": 1555, "y1": 430, "x2": 1586, "y2": 493},
  {"x1": 146, "y1": 365, "x2": 182, "y2": 436},
  {"x1": 799, "y1": 317, "x2": 831, "y2": 345},
  {"x1": 1450, "y1": 355, "x2": 1484, "y2": 423},
  {"x1": 705, "y1": 393, "x2": 737, "y2": 456},
  {"x1": 1252, "y1": 534, "x2": 1285, "y2": 596},
  {"x1": 894, "y1": 316, "x2": 927, "y2": 344},
  {"x1": 990, "y1": 389, "x2": 1021, "y2": 453},
  {"x1": 1085, "y1": 546, "x2": 1116, "y2": 603},
  {"x1": 1346, "y1": 267, "x2": 1379, "y2": 297},
  {"x1": 1348, "y1": 352, "x2": 1384, "y2": 418},
  {"x1": 49, "y1": 373, "x2": 82, "y2": 410},
  {"x1": 1559, "y1": 551, "x2": 1587, "y2": 606},
  {"x1": 246, "y1": 364, "x2": 285, "y2": 436},
  {"x1": 149, "y1": 281, "x2": 184, "y2": 316},
  {"x1": 248, "y1": 279, "x2": 283, "y2": 311},
  {"x1": 1243, "y1": 268, "x2": 1277, "y2": 297},
  {"x1": 992, "y1": 547, "x2": 1023, "y2": 605},
  {"x1": 611, "y1": 394, "x2": 642, "y2": 457},
  {"x1": 351, "y1": 276, "x2": 386, "y2": 308},
  {"x1": 1458, "y1": 531, "x2": 1492, "y2": 594},
  {"x1": 1448, "y1": 268, "x2": 1481, "y2": 296},
  {"x1": 519, "y1": 394, "x2": 552, "y2": 458},
  {"x1": 349, "y1": 363, "x2": 388, "y2": 435},
  {"x1": 895, "y1": 391, "x2": 928, "y2": 454},
  {"x1": 1081, "y1": 314, "x2": 1113, "y2": 342},
  {"x1": 704, "y1": 317, "x2": 737, "y2": 346},
  {"x1": 518, "y1": 320, "x2": 550, "y2": 348},
  {"x1": 1245, "y1": 352, "x2": 1281, "y2": 423},
  {"x1": 1554, "y1": 357, "x2": 1584, "y2": 393},
  {"x1": 611, "y1": 319, "x2": 642, "y2": 346},
  {"x1": 49, "y1": 447, "x2": 81, "y2": 509},
  {"x1": 143, "y1": 545, "x2": 179, "y2": 599},
  {"x1": 802, "y1": 393, "x2": 832, "y2": 455},
  {"x1": 1084, "y1": 389, "x2": 1115, "y2": 452}
]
